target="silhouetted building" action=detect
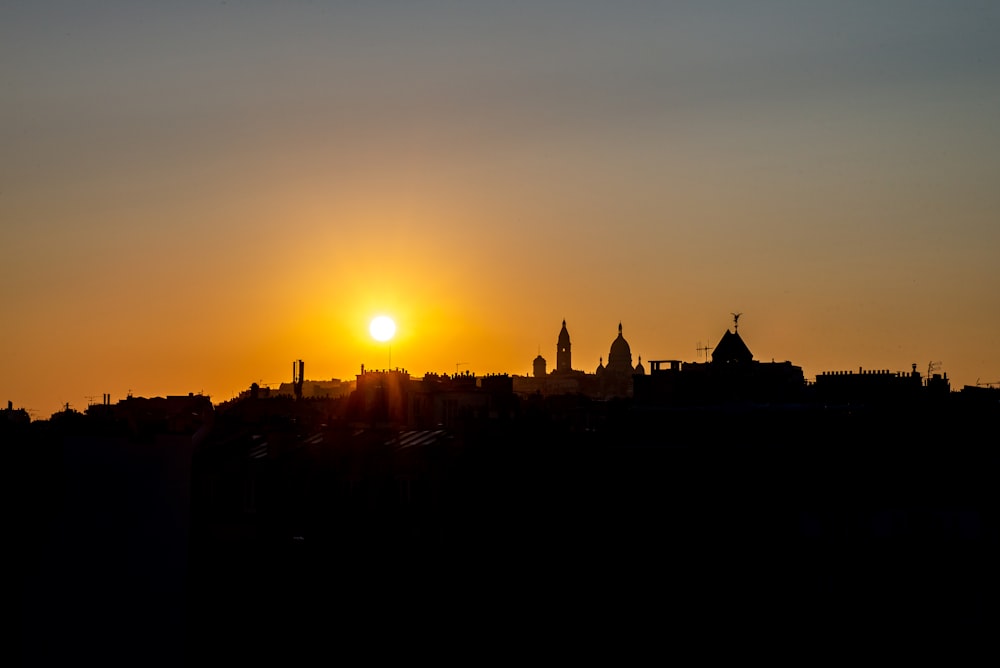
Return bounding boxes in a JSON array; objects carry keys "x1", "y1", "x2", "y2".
[
  {"x1": 2, "y1": 399, "x2": 30, "y2": 429},
  {"x1": 533, "y1": 354, "x2": 547, "y2": 378},
  {"x1": 599, "y1": 323, "x2": 636, "y2": 398},
  {"x1": 516, "y1": 321, "x2": 590, "y2": 396},
  {"x1": 349, "y1": 368, "x2": 517, "y2": 429},
  {"x1": 275, "y1": 379, "x2": 352, "y2": 399},
  {"x1": 516, "y1": 320, "x2": 634, "y2": 398},
  {"x1": 814, "y1": 363, "x2": 949, "y2": 406},
  {"x1": 634, "y1": 324, "x2": 804, "y2": 405},
  {"x1": 556, "y1": 320, "x2": 572, "y2": 373},
  {"x1": 409, "y1": 372, "x2": 484, "y2": 428},
  {"x1": 958, "y1": 382, "x2": 1000, "y2": 410},
  {"x1": 712, "y1": 328, "x2": 753, "y2": 364},
  {"x1": 79, "y1": 392, "x2": 216, "y2": 436},
  {"x1": 353, "y1": 367, "x2": 411, "y2": 426}
]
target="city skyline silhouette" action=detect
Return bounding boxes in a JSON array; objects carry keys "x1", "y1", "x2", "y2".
[
  {"x1": 5, "y1": 310, "x2": 993, "y2": 420},
  {"x1": 11, "y1": 324, "x2": 997, "y2": 661}
]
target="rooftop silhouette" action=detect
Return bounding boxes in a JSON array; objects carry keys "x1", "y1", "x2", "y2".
[{"x1": 12, "y1": 314, "x2": 999, "y2": 661}]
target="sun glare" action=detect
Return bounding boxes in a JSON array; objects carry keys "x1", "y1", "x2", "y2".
[{"x1": 369, "y1": 315, "x2": 396, "y2": 342}]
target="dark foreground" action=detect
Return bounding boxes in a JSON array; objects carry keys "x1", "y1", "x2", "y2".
[{"x1": 15, "y1": 401, "x2": 998, "y2": 663}]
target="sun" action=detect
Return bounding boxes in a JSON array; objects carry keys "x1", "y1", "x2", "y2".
[{"x1": 369, "y1": 315, "x2": 396, "y2": 342}]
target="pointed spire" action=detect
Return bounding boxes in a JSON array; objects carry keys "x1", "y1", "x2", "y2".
[{"x1": 618, "y1": 322, "x2": 623, "y2": 335}]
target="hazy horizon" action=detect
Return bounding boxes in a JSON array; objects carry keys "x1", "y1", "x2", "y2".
[{"x1": 4, "y1": 2, "x2": 999, "y2": 417}]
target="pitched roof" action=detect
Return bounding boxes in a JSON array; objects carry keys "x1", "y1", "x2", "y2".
[{"x1": 712, "y1": 329, "x2": 753, "y2": 364}]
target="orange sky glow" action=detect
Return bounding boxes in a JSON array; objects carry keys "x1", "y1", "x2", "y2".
[{"x1": 2, "y1": 2, "x2": 999, "y2": 417}]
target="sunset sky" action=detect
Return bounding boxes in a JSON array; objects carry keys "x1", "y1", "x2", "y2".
[{"x1": 3, "y1": 1, "x2": 999, "y2": 417}]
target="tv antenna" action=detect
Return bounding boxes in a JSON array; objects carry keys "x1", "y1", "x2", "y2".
[
  {"x1": 696, "y1": 341, "x2": 713, "y2": 362},
  {"x1": 456, "y1": 362, "x2": 469, "y2": 375},
  {"x1": 730, "y1": 312, "x2": 743, "y2": 332},
  {"x1": 926, "y1": 361, "x2": 942, "y2": 386}
]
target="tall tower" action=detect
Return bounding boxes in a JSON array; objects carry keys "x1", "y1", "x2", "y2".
[{"x1": 556, "y1": 320, "x2": 572, "y2": 373}]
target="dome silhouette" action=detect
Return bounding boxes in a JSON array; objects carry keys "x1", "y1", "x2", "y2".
[{"x1": 606, "y1": 323, "x2": 633, "y2": 374}]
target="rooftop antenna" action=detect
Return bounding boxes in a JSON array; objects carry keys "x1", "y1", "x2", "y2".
[
  {"x1": 456, "y1": 362, "x2": 469, "y2": 375},
  {"x1": 731, "y1": 312, "x2": 743, "y2": 332},
  {"x1": 696, "y1": 341, "x2": 713, "y2": 363},
  {"x1": 926, "y1": 360, "x2": 942, "y2": 386}
]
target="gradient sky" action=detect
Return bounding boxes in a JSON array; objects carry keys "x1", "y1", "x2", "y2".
[{"x1": 3, "y1": 1, "x2": 999, "y2": 417}]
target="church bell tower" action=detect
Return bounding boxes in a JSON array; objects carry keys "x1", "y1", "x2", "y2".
[{"x1": 556, "y1": 320, "x2": 572, "y2": 373}]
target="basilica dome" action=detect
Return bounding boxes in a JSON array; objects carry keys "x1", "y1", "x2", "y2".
[{"x1": 606, "y1": 323, "x2": 633, "y2": 373}]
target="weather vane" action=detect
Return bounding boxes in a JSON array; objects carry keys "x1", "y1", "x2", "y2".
[{"x1": 731, "y1": 312, "x2": 742, "y2": 332}]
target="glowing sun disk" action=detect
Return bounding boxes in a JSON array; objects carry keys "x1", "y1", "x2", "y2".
[{"x1": 369, "y1": 315, "x2": 396, "y2": 342}]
